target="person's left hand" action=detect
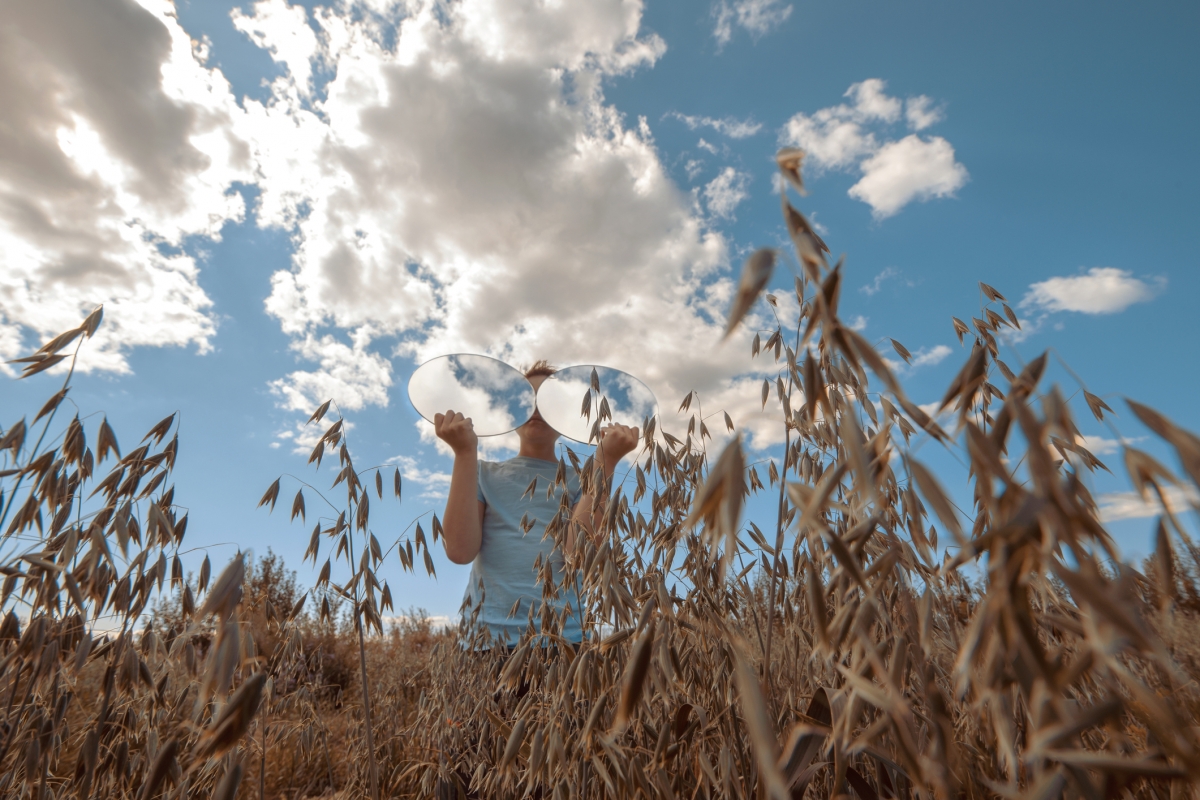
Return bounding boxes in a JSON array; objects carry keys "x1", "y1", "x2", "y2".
[{"x1": 598, "y1": 423, "x2": 639, "y2": 465}]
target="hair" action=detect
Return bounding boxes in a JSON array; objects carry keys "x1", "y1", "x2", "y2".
[{"x1": 523, "y1": 359, "x2": 556, "y2": 379}]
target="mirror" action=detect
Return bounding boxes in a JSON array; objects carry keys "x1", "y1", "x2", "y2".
[
  {"x1": 407, "y1": 355, "x2": 536, "y2": 436},
  {"x1": 536, "y1": 365, "x2": 658, "y2": 444}
]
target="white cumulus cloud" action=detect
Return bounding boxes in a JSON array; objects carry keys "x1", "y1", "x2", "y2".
[
  {"x1": 849, "y1": 135, "x2": 968, "y2": 219},
  {"x1": 1021, "y1": 268, "x2": 1163, "y2": 315},
  {"x1": 233, "y1": 0, "x2": 787, "y2": 449},
  {"x1": 703, "y1": 168, "x2": 751, "y2": 219},
  {"x1": 2, "y1": 0, "x2": 806, "y2": 454},
  {"x1": 268, "y1": 331, "x2": 394, "y2": 413},
  {"x1": 712, "y1": 0, "x2": 794, "y2": 46},
  {"x1": 0, "y1": 0, "x2": 253, "y2": 373},
  {"x1": 780, "y1": 79, "x2": 967, "y2": 218}
]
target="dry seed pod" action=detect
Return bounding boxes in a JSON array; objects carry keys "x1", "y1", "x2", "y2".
[
  {"x1": 724, "y1": 249, "x2": 776, "y2": 340},
  {"x1": 196, "y1": 555, "x2": 244, "y2": 620},
  {"x1": 211, "y1": 758, "x2": 245, "y2": 800},
  {"x1": 612, "y1": 619, "x2": 656, "y2": 733},
  {"x1": 195, "y1": 673, "x2": 266, "y2": 760}
]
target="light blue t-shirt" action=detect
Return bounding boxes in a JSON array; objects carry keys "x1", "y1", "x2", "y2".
[{"x1": 462, "y1": 456, "x2": 584, "y2": 647}]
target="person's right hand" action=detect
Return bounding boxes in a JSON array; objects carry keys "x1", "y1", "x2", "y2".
[{"x1": 434, "y1": 410, "x2": 478, "y2": 456}]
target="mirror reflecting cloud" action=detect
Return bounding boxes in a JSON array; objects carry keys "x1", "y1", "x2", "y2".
[
  {"x1": 536, "y1": 365, "x2": 657, "y2": 444},
  {"x1": 407, "y1": 355, "x2": 535, "y2": 436}
]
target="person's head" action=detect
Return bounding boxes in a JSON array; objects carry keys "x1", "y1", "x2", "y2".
[{"x1": 517, "y1": 360, "x2": 558, "y2": 451}]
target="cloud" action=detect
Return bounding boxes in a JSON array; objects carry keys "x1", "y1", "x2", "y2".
[
  {"x1": 275, "y1": 416, "x2": 356, "y2": 454},
  {"x1": 905, "y1": 95, "x2": 943, "y2": 130},
  {"x1": 712, "y1": 0, "x2": 794, "y2": 47},
  {"x1": 1074, "y1": 434, "x2": 1144, "y2": 457},
  {"x1": 780, "y1": 85, "x2": 883, "y2": 170},
  {"x1": 387, "y1": 455, "x2": 452, "y2": 499},
  {"x1": 1098, "y1": 485, "x2": 1198, "y2": 523},
  {"x1": 383, "y1": 613, "x2": 454, "y2": 630},
  {"x1": 234, "y1": 0, "x2": 785, "y2": 448},
  {"x1": 703, "y1": 168, "x2": 751, "y2": 219},
  {"x1": 1021, "y1": 268, "x2": 1163, "y2": 315},
  {"x1": 845, "y1": 79, "x2": 902, "y2": 123},
  {"x1": 860, "y1": 267, "x2": 897, "y2": 296},
  {"x1": 884, "y1": 343, "x2": 953, "y2": 373},
  {"x1": 849, "y1": 135, "x2": 968, "y2": 219},
  {"x1": 848, "y1": 315, "x2": 868, "y2": 331},
  {"x1": 780, "y1": 79, "x2": 967, "y2": 218},
  {"x1": 231, "y1": 0, "x2": 319, "y2": 94},
  {"x1": 668, "y1": 112, "x2": 762, "y2": 139},
  {"x1": 268, "y1": 331, "x2": 394, "y2": 413},
  {"x1": 911, "y1": 344, "x2": 953, "y2": 368},
  {"x1": 0, "y1": 0, "x2": 252, "y2": 373}
]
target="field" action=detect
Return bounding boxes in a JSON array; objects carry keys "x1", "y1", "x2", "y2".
[{"x1": 2, "y1": 148, "x2": 1200, "y2": 799}]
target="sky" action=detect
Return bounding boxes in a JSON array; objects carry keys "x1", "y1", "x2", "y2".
[{"x1": 2, "y1": 0, "x2": 1197, "y2": 621}]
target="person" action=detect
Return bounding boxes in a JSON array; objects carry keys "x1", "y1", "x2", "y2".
[{"x1": 434, "y1": 360, "x2": 639, "y2": 650}]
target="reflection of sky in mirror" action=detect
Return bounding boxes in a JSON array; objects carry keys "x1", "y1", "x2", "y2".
[
  {"x1": 407, "y1": 355, "x2": 535, "y2": 436},
  {"x1": 537, "y1": 366, "x2": 657, "y2": 443}
]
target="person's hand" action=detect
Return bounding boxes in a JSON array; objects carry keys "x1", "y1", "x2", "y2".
[
  {"x1": 597, "y1": 423, "x2": 639, "y2": 465},
  {"x1": 434, "y1": 410, "x2": 478, "y2": 456}
]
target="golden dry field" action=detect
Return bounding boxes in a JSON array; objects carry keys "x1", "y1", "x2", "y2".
[{"x1": 3, "y1": 149, "x2": 1199, "y2": 799}]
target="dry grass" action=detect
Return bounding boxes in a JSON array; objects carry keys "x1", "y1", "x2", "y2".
[{"x1": 2, "y1": 147, "x2": 1200, "y2": 799}]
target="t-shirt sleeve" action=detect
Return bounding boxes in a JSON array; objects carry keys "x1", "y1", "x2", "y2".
[
  {"x1": 476, "y1": 461, "x2": 486, "y2": 505},
  {"x1": 568, "y1": 474, "x2": 583, "y2": 506}
]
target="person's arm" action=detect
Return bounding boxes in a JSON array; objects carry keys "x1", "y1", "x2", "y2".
[
  {"x1": 569, "y1": 424, "x2": 639, "y2": 548},
  {"x1": 434, "y1": 410, "x2": 486, "y2": 564}
]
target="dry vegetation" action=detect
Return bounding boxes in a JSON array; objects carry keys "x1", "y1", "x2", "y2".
[{"x1": 3, "y1": 148, "x2": 1200, "y2": 799}]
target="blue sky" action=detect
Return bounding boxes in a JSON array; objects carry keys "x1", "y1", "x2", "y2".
[{"x1": 2, "y1": 0, "x2": 1197, "y2": 621}]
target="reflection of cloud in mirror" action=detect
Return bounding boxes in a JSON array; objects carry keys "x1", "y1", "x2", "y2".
[
  {"x1": 537, "y1": 366, "x2": 658, "y2": 443},
  {"x1": 407, "y1": 354, "x2": 535, "y2": 436}
]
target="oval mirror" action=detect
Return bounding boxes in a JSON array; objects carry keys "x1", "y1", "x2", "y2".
[
  {"x1": 536, "y1": 365, "x2": 658, "y2": 444},
  {"x1": 407, "y1": 355, "x2": 536, "y2": 436}
]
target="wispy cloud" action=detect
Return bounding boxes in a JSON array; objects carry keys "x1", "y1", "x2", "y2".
[
  {"x1": 780, "y1": 79, "x2": 967, "y2": 218},
  {"x1": 382, "y1": 614, "x2": 454, "y2": 631},
  {"x1": 885, "y1": 344, "x2": 953, "y2": 373},
  {"x1": 1099, "y1": 485, "x2": 1198, "y2": 522},
  {"x1": 276, "y1": 418, "x2": 357, "y2": 455},
  {"x1": 905, "y1": 95, "x2": 944, "y2": 130},
  {"x1": 668, "y1": 112, "x2": 763, "y2": 139},
  {"x1": 1075, "y1": 434, "x2": 1143, "y2": 457},
  {"x1": 388, "y1": 455, "x2": 453, "y2": 500},
  {"x1": 712, "y1": 0, "x2": 794, "y2": 47},
  {"x1": 860, "y1": 267, "x2": 898, "y2": 296}
]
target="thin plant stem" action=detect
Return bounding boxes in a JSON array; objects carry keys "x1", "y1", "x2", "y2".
[
  {"x1": 763, "y1": 306, "x2": 804, "y2": 698},
  {"x1": 344, "y1": 492, "x2": 381, "y2": 800}
]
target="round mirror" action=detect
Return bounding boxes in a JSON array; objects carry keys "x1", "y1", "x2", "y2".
[
  {"x1": 407, "y1": 355, "x2": 536, "y2": 436},
  {"x1": 536, "y1": 365, "x2": 658, "y2": 444}
]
